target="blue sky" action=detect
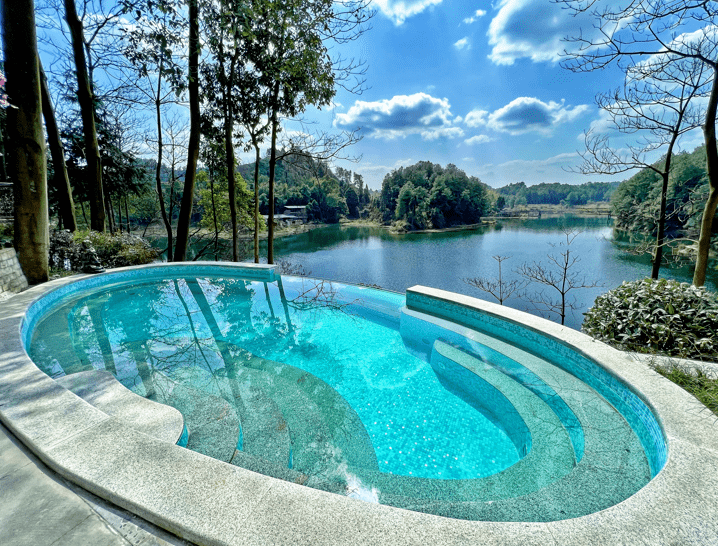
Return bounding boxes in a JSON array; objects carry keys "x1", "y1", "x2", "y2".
[
  {"x1": 18, "y1": 0, "x2": 707, "y2": 192},
  {"x1": 297, "y1": 0, "x2": 705, "y2": 190}
]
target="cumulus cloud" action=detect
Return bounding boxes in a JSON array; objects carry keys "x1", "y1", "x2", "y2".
[
  {"x1": 463, "y1": 9, "x2": 486, "y2": 24},
  {"x1": 454, "y1": 37, "x2": 471, "y2": 50},
  {"x1": 470, "y1": 97, "x2": 589, "y2": 135},
  {"x1": 373, "y1": 0, "x2": 444, "y2": 25},
  {"x1": 422, "y1": 127, "x2": 465, "y2": 140},
  {"x1": 464, "y1": 134, "x2": 493, "y2": 145},
  {"x1": 335, "y1": 93, "x2": 463, "y2": 141},
  {"x1": 487, "y1": 0, "x2": 599, "y2": 65},
  {"x1": 464, "y1": 109, "x2": 489, "y2": 127}
]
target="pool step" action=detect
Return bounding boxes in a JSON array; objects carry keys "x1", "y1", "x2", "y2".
[
  {"x1": 56, "y1": 370, "x2": 185, "y2": 445},
  {"x1": 228, "y1": 450, "x2": 348, "y2": 496},
  {"x1": 398, "y1": 309, "x2": 651, "y2": 519},
  {"x1": 225, "y1": 349, "x2": 376, "y2": 479},
  {"x1": 237, "y1": 350, "x2": 378, "y2": 473},
  {"x1": 363, "y1": 439, "x2": 650, "y2": 521},
  {"x1": 462, "y1": 328, "x2": 653, "y2": 514},
  {"x1": 151, "y1": 371, "x2": 241, "y2": 463}
]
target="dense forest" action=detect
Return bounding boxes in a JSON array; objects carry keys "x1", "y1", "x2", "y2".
[
  {"x1": 494, "y1": 181, "x2": 619, "y2": 208},
  {"x1": 238, "y1": 157, "x2": 373, "y2": 222},
  {"x1": 611, "y1": 145, "x2": 709, "y2": 239},
  {"x1": 376, "y1": 162, "x2": 491, "y2": 230}
]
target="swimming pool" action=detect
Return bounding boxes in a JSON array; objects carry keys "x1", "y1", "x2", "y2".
[
  {"x1": 4, "y1": 262, "x2": 718, "y2": 544},
  {"x1": 24, "y1": 264, "x2": 664, "y2": 522}
]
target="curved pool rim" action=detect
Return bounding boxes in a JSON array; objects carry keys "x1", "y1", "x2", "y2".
[{"x1": 1, "y1": 262, "x2": 716, "y2": 545}]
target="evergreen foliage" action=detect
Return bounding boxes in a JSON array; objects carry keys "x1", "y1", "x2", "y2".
[
  {"x1": 377, "y1": 162, "x2": 490, "y2": 229},
  {"x1": 583, "y1": 278, "x2": 718, "y2": 361},
  {"x1": 611, "y1": 145, "x2": 708, "y2": 238},
  {"x1": 238, "y1": 154, "x2": 370, "y2": 223},
  {"x1": 495, "y1": 181, "x2": 619, "y2": 207}
]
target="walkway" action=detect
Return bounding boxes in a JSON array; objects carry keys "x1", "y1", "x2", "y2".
[{"x1": 0, "y1": 421, "x2": 192, "y2": 546}]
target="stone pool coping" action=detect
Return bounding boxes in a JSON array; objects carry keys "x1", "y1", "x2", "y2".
[{"x1": 1, "y1": 262, "x2": 717, "y2": 545}]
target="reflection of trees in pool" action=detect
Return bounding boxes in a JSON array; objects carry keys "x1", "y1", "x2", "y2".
[{"x1": 40, "y1": 275, "x2": 371, "y2": 479}]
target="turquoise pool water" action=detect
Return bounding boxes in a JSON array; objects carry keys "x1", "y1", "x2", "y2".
[{"x1": 26, "y1": 268, "x2": 657, "y2": 521}]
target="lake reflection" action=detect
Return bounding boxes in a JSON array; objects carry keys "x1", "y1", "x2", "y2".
[{"x1": 270, "y1": 216, "x2": 717, "y2": 330}]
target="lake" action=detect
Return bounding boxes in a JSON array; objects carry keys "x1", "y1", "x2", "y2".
[{"x1": 265, "y1": 216, "x2": 718, "y2": 330}]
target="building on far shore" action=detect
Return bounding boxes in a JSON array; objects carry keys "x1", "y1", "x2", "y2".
[
  {"x1": 262, "y1": 206, "x2": 308, "y2": 228},
  {"x1": 282, "y1": 205, "x2": 308, "y2": 222}
]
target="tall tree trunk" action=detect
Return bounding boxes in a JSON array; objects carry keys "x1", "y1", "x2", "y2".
[
  {"x1": 2, "y1": 0, "x2": 49, "y2": 283},
  {"x1": 105, "y1": 192, "x2": 116, "y2": 233},
  {"x1": 40, "y1": 62, "x2": 77, "y2": 232},
  {"x1": 694, "y1": 70, "x2": 718, "y2": 287},
  {"x1": 64, "y1": 0, "x2": 105, "y2": 232},
  {"x1": 124, "y1": 196, "x2": 130, "y2": 233},
  {"x1": 174, "y1": 0, "x2": 200, "y2": 261},
  {"x1": 267, "y1": 97, "x2": 279, "y2": 264},
  {"x1": 209, "y1": 171, "x2": 219, "y2": 258},
  {"x1": 652, "y1": 172, "x2": 670, "y2": 280},
  {"x1": 253, "y1": 141, "x2": 260, "y2": 263},
  {"x1": 117, "y1": 196, "x2": 123, "y2": 233},
  {"x1": 154, "y1": 66, "x2": 173, "y2": 261},
  {"x1": 652, "y1": 128, "x2": 681, "y2": 280},
  {"x1": 223, "y1": 51, "x2": 239, "y2": 262}
]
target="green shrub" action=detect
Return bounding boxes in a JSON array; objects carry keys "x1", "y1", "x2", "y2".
[
  {"x1": 50, "y1": 230, "x2": 160, "y2": 271},
  {"x1": 582, "y1": 278, "x2": 718, "y2": 361},
  {"x1": 0, "y1": 223, "x2": 12, "y2": 247},
  {"x1": 77, "y1": 231, "x2": 160, "y2": 268}
]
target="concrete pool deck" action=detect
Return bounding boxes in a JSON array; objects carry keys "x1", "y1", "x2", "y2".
[{"x1": 2, "y1": 265, "x2": 718, "y2": 545}]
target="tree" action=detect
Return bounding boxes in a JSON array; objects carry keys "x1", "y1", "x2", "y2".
[
  {"x1": 345, "y1": 186, "x2": 359, "y2": 217},
  {"x1": 201, "y1": 0, "x2": 237, "y2": 261},
  {"x1": 40, "y1": 61, "x2": 77, "y2": 231},
  {"x1": 464, "y1": 255, "x2": 525, "y2": 305},
  {"x1": 516, "y1": 229, "x2": 602, "y2": 325},
  {"x1": 574, "y1": 60, "x2": 704, "y2": 278},
  {"x1": 559, "y1": 0, "x2": 718, "y2": 286},
  {"x1": 173, "y1": 0, "x2": 200, "y2": 261},
  {"x1": 247, "y1": 0, "x2": 372, "y2": 263},
  {"x1": 63, "y1": 0, "x2": 105, "y2": 231},
  {"x1": 2, "y1": 0, "x2": 49, "y2": 282},
  {"x1": 121, "y1": 0, "x2": 186, "y2": 259}
]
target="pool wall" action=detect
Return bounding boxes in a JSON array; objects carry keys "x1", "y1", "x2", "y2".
[{"x1": 1, "y1": 263, "x2": 718, "y2": 545}]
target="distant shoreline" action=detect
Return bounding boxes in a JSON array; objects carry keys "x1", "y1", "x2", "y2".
[{"x1": 137, "y1": 206, "x2": 612, "y2": 243}]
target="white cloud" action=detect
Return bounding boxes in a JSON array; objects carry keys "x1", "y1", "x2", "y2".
[
  {"x1": 463, "y1": 9, "x2": 487, "y2": 24},
  {"x1": 479, "y1": 97, "x2": 590, "y2": 135},
  {"x1": 465, "y1": 134, "x2": 493, "y2": 145},
  {"x1": 583, "y1": 109, "x2": 617, "y2": 139},
  {"x1": 487, "y1": 0, "x2": 599, "y2": 65},
  {"x1": 373, "y1": 0, "x2": 443, "y2": 25},
  {"x1": 422, "y1": 127, "x2": 465, "y2": 140},
  {"x1": 335, "y1": 93, "x2": 463, "y2": 141},
  {"x1": 454, "y1": 37, "x2": 471, "y2": 50},
  {"x1": 464, "y1": 109, "x2": 489, "y2": 127}
]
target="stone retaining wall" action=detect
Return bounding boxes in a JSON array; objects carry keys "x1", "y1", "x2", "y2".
[{"x1": 0, "y1": 247, "x2": 28, "y2": 300}]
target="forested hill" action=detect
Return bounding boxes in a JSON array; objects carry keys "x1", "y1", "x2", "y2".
[
  {"x1": 377, "y1": 162, "x2": 491, "y2": 230},
  {"x1": 611, "y1": 145, "x2": 708, "y2": 237},
  {"x1": 237, "y1": 154, "x2": 373, "y2": 222},
  {"x1": 495, "y1": 181, "x2": 620, "y2": 208}
]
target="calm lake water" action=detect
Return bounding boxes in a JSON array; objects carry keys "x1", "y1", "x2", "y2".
[{"x1": 265, "y1": 216, "x2": 718, "y2": 330}]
